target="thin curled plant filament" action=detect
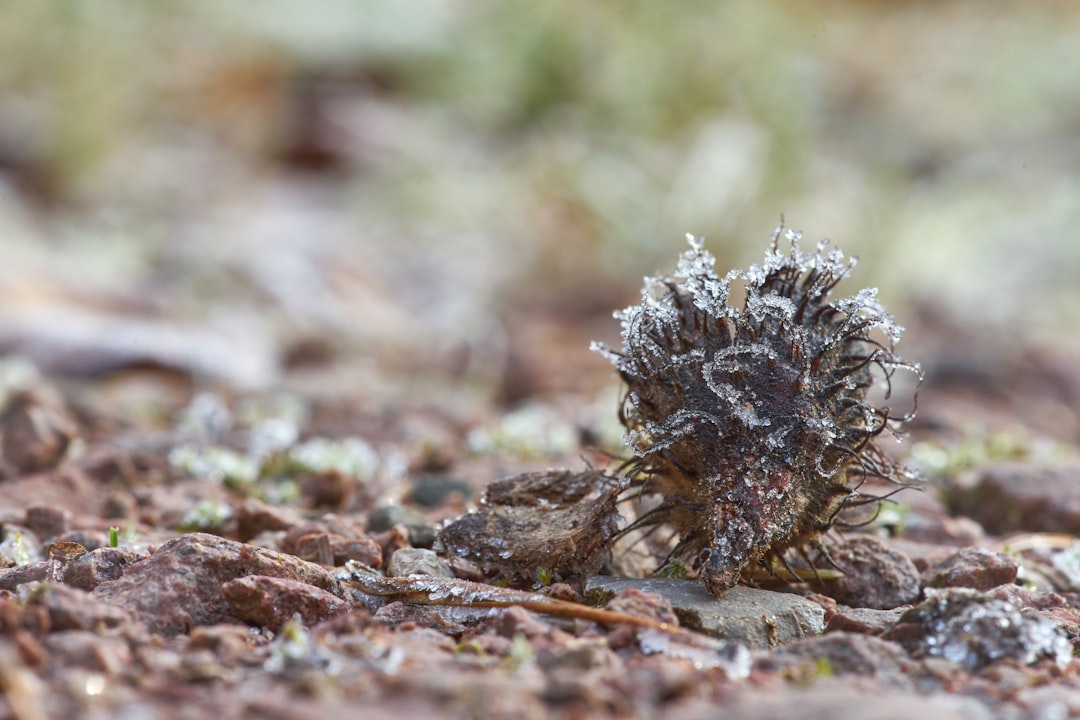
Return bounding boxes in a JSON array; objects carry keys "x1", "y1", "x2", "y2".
[{"x1": 592, "y1": 225, "x2": 922, "y2": 597}]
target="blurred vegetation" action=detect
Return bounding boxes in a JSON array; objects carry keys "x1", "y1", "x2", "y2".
[{"x1": 1, "y1": 1, "x2": 1079, "y2": 403}]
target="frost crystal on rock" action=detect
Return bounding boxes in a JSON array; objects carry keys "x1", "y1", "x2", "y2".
[
  {"x1": 593, "y1": 225, "x2": 922, "y2": 597},
  {"x1": 891, "y1": 588, "x2": 1072, "y2": 671}
]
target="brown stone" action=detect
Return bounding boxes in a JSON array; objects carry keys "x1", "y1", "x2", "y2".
[
  {"x1": 921, "y1": 548, "x2": 1018, "y2": 591},
  {"x1": 31, "y1": 582, "x2": 130, "y2": 632},
  {"x1": 0, "y1": 389, "x2": 77, "y2": 476},
  {"x1": 818, "y1": 536, "x2": 921, "y2": 610},
  {"x1": 825, "y1": 607, "x2": 905, "y2": 636},
  {"x1": 222, "y1": 574, "x2": 350, "y2": 630},
  {"x1": 950, "y1": 462, "x2": 1080, "y2": 535},
  {"x1": 93, "y1": 532, "x2": 343, "y2": 635},
  {"x1": 23, "y1": 505, "x2": 71, "y2": 542},
  {"x1": 63, "y1": 547, "x2": 143, "y2": 591}
]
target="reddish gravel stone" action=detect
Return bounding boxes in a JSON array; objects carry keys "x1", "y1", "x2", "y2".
[
  {"x1": 604, "y1": 588, "x2": 681, "y2": 650},
  {"x1": 282, "y1": 518, "x2": 383, "y2": 568},
  {"x1": 804, "y1": 593, "x2": 838, "y2": 624},
  {"x1": 93, "y1": 532, "x2": 344, "y2": 635},
  {"x1": 221, "y1": 574, "x2": 351, "y2": 630},
  {"x1": 950, "y1": 462, "x2": 1080, "y2": 535},
  {"x1": 1041, "y1": 606, "x2": 1080, "y2": 647},
  {"x1": 764, "y1": 632, "x2": 913, "y2": 687},
  {"x1": 887, "y1": 538, "x2": 970, "y2": 573},
  {"x1": 986, "y1": 584, "x2": 1068, "y2": 611},
  {"x1": 43, "y1": 631, "x2": 132, "y2": 674},
  {"x1": 825, "y1": 607, "x2": 905, "y2": 636},
  {"x1": 31, "y1": 582, "x2": 130, "y2": 631},
  {"x1": 898, "y1": 513, "x2": 985, "y2": 547},
  {"x1": 328, "y1": 535, "x2": 384, "y2": 567},
  {"x1": 0, "y1": 389, "x2": 77, "y2": 476},
  {"x1": 298, "y1": 469, "x2": 356, "y2": 510},
  {"x1": 63, "y1": 547, "x2": 143, "y2": 591},
  {"x1": 23, "y1": 505, "x2": 71, "y2": 542},
  {"x1": 234, "y1": 498, "x2": 304, "y2": 542},
  {"x1": 0, "y1": 593, "x2": 50, "y2": 634},
  {"x1": 188, "y1": 624, "x2": 267, "y2": 666},
  {"x1": 818, "y1": 536, "x2": 921, "y2": 610},
  {"x1": 0, "y1": 562, "x2": 49, "y2": 591},
  {"x1": 289, "y1": 531, "x2": 335, "y2": 565},
  {"x1": 921, "y1": 548, "x2": 1018, "y2": 591}
]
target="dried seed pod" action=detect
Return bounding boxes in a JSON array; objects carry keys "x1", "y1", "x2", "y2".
[
  {"x1": 592, "y1": 226, "x2": 921, "y2": 597},
  {"x1": 436, "y1": 469, "x2": 622, "y2": 588}
]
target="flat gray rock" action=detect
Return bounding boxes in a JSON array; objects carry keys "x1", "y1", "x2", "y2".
[{"x1": 585, "y1": 576, "x2": 824, "y2": 649}]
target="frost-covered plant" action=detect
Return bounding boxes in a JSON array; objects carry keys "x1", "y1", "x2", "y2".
[{"x1": 592, "y1": 225, "x2": 921, "y2": 596}]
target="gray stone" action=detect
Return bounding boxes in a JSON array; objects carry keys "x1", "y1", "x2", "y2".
[
  {"x1": 386, "y1": 547, "x2": 454, "y2": 578},
  {"x1": 366, "y1": 504, "x2": 436, "y2": 548},
  {"x1": 585, "y1": 576, "x2": 824, "y2": 649}
]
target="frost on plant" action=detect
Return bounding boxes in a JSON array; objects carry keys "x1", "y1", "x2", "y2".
[{"x1": 592, "y1": 225, "x2": 922, "y2": 596}]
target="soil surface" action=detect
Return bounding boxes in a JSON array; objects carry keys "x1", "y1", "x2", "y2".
[{"x1": 3, "y1": 333, "x2": 1080, "y2": 720}]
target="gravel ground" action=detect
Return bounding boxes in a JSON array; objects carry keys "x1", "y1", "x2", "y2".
[{"x1": 2, "y1": 333, "x2": 1080, "y2": 719}]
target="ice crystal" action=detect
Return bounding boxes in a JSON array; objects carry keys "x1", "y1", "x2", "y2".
[
  {"x1": 594, "y1": 224, "x2": 922, "y2": 596},
  {"x1": 287, "y1": 436, "x2": 378, "y2": 480},
  {"x1": 899, "y1": 588, "x2": 1072, "y2": 671},
  {"x1": 168, "y1": 444, "x2": 259, "y2": 487}
]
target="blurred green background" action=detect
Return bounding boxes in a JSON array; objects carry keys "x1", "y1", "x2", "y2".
[{"x1": 1, "y1": 1, "x2": 1078, "y2": 409}]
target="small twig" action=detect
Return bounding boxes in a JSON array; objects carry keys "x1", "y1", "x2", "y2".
[{"x1": 343, "y1": 563, "x2": 727, "y2": 649}]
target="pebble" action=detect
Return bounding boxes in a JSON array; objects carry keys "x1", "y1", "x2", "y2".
[
  {"x1": 386, "y1": 547, "x2": 454, "y2": 578},
  {"x1": 93, "y1": 532, "x2": 343, "y2": 636},
  {"x1": 221, "y1": 574, "x2": 351, "y2": 630},
  {"x1": 43, "y1": 631, "x2": 133, "y2": 675},
  {"x1": 23, "y1": 505, "x2": 72, "y2": 543},
  {"x1": 949, "y1": 461, "x2": 1080, "y2": 534},
  {"x1": 825, "y1": 607, "x2": 905, "y2": 636},
  {"x1": 764, "y1": 632, "x2": 913, "y2": 689},
  {"x1": 585, "y1": 576, "x2": 824, "y2": 649},
  {"x1": 63, "y1": 547, "x2": 142, "y2": 591},
  {"x1": 920, "y1": 547, "x2": 1018, "y2": 591},
  {"x1": 817, "y1": 536, "x2": 920, "y2": 610},
  {"x1": 234, "y1": 498, "x2": 304, "y2": 542},
  {"x1": 32, "y1": 582, "x2": 130, "y2": 631},
  {"x1": 282, "y1": 519, "x2": 383, "y2": 568},
  {"x1": 366, "y1": 504, "x2": 437, "y2": 548},
  {"x1": 883, "y1": 587, "x2": 1072, "y2": 671},
  {"x1": 406, "y1": 473, "x2": 473, "y2": 508}
]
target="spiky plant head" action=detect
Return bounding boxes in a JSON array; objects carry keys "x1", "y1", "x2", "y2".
[{"x1": 592, "y1": 225, "x2": 921, "y2": 596}]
